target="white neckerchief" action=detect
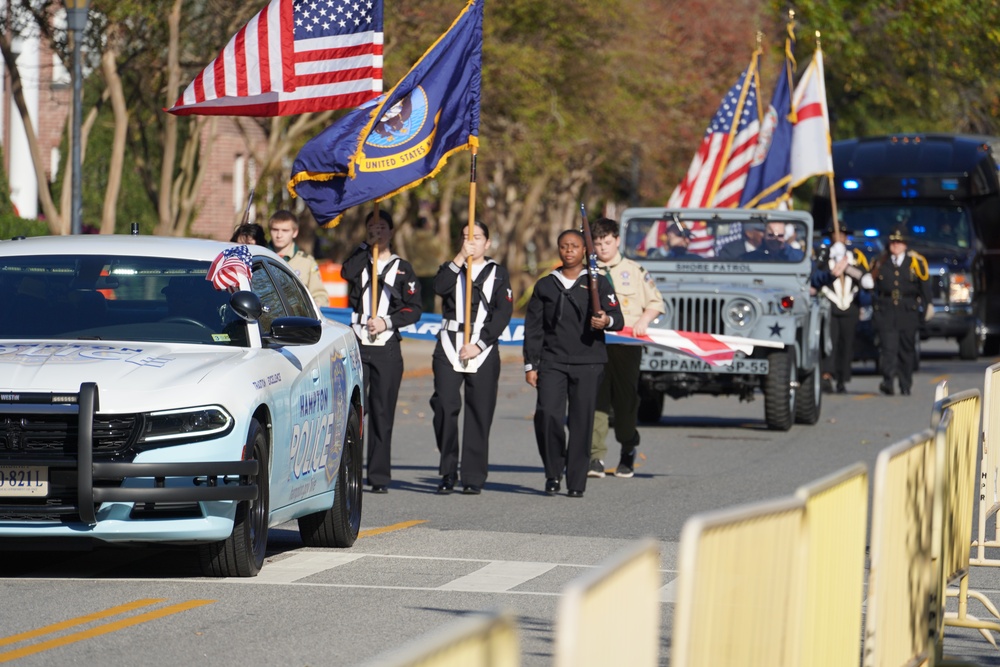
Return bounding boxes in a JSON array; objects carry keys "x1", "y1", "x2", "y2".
[
  {"x1": 352, "y1": 254, "x2": 402, "y2": 346},
  {"x1": 821, "y1": 252, "x2": 857, "y2": 311}
]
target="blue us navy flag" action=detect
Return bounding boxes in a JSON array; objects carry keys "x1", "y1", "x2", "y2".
[
  {"x1": 740, "y1": 23, "x2": 795, "y2": 209},
  {"x1": 289, "y1": 0, "x2": 483, "y2": 227}
]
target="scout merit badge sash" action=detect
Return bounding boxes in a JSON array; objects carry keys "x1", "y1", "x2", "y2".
[
  {"x1": 352, "y1": 256, "x2": 402, "y2": 346},
  {"x1": 440, "y1": 261, "x2": 498, "y2": 373}
]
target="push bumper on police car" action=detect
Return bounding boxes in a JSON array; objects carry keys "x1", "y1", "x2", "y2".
[{"x1": 0, "y1": 383, "x2": 257, "y2": 541}]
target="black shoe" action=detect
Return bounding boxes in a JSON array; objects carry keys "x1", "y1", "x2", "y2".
[
  {"x1": 462, "y1": 485, "x2": 481, "y2": 495},
  {"x1": 836, "y1": 383, "x2": 847, "y2": 394},
  {"x1": 545, "y1": 479, "x2": 561, "y2": 496},
  {"x1": 879, "y1": 381, "x2": 894, "y2": 396},
  {"x1": 822, "y1": 377, "x2": 834, "y2": 394},
  {"x1": 370, "y1": 484, "x2": 388, "y2": 494},
  {"x1": 437, "y1": 475, "x2": 456, "y2": 494},
  {"x1": 567, "y1": 490, "x2": 584, "y2": 498},
  {"x1": 900, "y1": 386, "x2": 911, "y2": 396}
]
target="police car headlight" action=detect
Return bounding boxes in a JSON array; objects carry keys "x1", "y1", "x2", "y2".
[
  {"x1": 949, "y1": 273, "x2": 972, "y2": 304},
  {"x1": 139, "y1": 406, "x2": 234, "y2": 443},
  {"x1": 725, "y1": 299, "x2": 756, "y2": 329}
]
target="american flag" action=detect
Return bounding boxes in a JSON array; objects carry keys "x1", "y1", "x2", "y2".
[
  {"x1": 667, "y1": 55, "x2": 761, "y2": 210},
  {"x1": 168, "y1": 0, "x2": 383, "y2": 117},
  {"x1": 606, "y1": 326, "x2": 783, "y2": 367},
  {"x1": 207, "y1": 245, "x2": 254, "y2": 292}
]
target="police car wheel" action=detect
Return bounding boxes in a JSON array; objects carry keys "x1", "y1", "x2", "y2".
[
  {"x1": 199, "y1": 418, "x2": 270, "y2": 577},
  {"x1": 298, "y1": 405, "x2": 363, "y2": 548}
]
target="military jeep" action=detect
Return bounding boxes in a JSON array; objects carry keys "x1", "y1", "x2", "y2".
[{"x1": 620, "y1": 208, "x2": 826, "y2": 431}]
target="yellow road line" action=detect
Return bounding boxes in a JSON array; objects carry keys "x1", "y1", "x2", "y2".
[
  {"x1": 0, "y1": 600, "x2": 214, "y2": 663},
  {"x1": 359, "y1": 519, "x2": 427, "y2": 538},
  {"x1": 0, "y1": 598, "x2": 165, "y2": 647}
]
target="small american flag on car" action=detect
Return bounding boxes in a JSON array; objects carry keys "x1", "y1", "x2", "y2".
[{"x1": 207, "y1": 245, "x2": 253, "y2": 293}]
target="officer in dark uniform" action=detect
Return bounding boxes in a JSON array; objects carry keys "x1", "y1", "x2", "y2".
[
  {"x1": 430, "y1": 221, "x2": 513, "y2": 495},
  {"x1": 341, "y1": 210, "x2": 423, "y2": 492},
  {"x1": 523, "y1": 229, "x2": 624, "y2": 498},
  {"x1": 871, "y1": 228, "x2": 931, "y2": 396}
]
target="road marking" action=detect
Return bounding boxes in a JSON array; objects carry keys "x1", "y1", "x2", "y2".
[
  {"x1": 0, "y1": 598, "x2": 165, "y2": 647},
  {"x1": 253, "y1": 552, "x2": 365, "y2": 584},
  {"x1": 0, "y1": 599, "x2": 213, "y2": 663},
  {"x1": 359, "y1": 519, "x2": 427, "y2": 538},
  {"x1": 437, "y1": 560, "x2": 557, "y2": 592}
]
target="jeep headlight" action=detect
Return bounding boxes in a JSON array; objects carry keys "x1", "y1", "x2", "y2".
[
  {"x1": 650, "y1": 304, "x2": 672, "y2": 329},
  {"x1": 949, "y1": 273, "x2": 972, "y2": 304},
  {"x1": 139, "y1": 406, "x2": 233, "y2": 443},
  {"x1": 724, "y1": 298, "x2": 756, "y2": 330}
]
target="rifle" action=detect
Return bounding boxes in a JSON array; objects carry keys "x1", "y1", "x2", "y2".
[
  {"x1": 239, "y1": 187, "x2": 255, "y2": 229},
  {"x1": 579, "y1": 203, "x2": 602, "y2": 320}
]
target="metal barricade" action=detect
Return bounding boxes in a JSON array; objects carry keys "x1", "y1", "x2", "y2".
[
  {"x1": 671, "y1": 496, "x2": 807, "y2": 667},
  {"x1": 359, "y1": 610, "x2": 520, "y2": 667},
  {"x1": 863, "y1": 429, "x2": 936, "y2": 667},
  {"x1": 553, "y1": 539, "x2": 661, "y2": 667},
  {"x1": 972, "y1": 363, "x2": 1000, "y2": 566},
  {"x1": 795, "y1": 463, "x2": 868, "y2": 667}
]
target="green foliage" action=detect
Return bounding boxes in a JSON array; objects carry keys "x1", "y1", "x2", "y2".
[{"x1": 773, "y1": 0, "x2": 1000, "y2": 137}]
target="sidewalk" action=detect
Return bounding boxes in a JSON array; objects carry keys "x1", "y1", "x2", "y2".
[{"x1": 400, "y1": 338, "x2": 522, "y2": 379}]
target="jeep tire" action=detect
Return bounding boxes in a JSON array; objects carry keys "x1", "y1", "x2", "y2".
[
  {"x1": 795, "y1": 364, "x2": 821, "y2": 425},
  {"x1": 763, "y1": 348, "x2": 795, "y2": 431}
]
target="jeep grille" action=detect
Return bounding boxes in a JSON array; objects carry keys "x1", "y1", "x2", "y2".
[{"x1": 668, "y1": 296, "x2": 727, "y2": 335}]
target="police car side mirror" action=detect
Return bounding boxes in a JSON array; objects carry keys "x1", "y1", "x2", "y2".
[
  {"x1": 230, "y1": 290, "x2": 263, "y2": 322},
  {"x1": 264, "y1": 317, "x2": 322, "y2": 346}
]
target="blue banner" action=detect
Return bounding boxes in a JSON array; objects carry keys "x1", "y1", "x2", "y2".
[{"x1": 321, "y1": 307, "x2": 525, "y2": 345}]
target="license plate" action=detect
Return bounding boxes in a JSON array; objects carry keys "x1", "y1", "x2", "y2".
[
  {"x1": 0, "y1": 466, "x2": 49, "y2": 497},
  {"x1": 642, "y1": 355, "x2": 770, "y2": 375}
]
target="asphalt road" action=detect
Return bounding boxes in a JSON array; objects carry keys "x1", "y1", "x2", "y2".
[{"x1": 2, "y1": 339, "x2": 1000, "y2": 666}]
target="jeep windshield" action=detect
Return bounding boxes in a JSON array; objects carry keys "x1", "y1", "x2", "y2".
[
  {"x1": 839, "y1": 203, "x2": 974, "y2": 250},
  {"x1": 622, "y1": 216, "x2": 810, "y2": 265},
  {"x1": 0, "y1": 255, "x2": 249, "y2": 345}
]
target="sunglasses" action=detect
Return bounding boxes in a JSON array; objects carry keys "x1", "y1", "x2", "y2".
[{"x1": 765, "y1": 233, "x2": 785, "y2": 239}]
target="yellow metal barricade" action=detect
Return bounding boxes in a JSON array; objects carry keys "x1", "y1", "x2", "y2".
[
  {"x1": 359, "y1": 610, "x2": 520, "y2": 667},
  {"x1": 863, "y1": 429, "x2": 936, "y2": 667},
  {"x1": 972, "y1": 363, "x2": 1000, "y2": 566},
  {"x1": 553, "y1": 539, "x2": 661, "y2": 667},
  {"x1": 671, "y1": 496, "x2": 807, "y2": 667},
  {"x1": 795, "y1": 463, "x2": 868, "y2": 667},
  {"x1": 929, "y1": 391, "x2": 1000, "y2": 653}
]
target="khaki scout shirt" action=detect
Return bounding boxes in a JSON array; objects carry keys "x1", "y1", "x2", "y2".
[
  {"x1": 281, "y1": 246, "x2": 329, "y2": 311},
  {"x1": 598, "y1": 252, "x2": 665, "y2": 328}
]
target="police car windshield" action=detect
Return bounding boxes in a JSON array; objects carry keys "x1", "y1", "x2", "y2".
[
  {"x1": 0, "y1": 255, "x2": 248, "y2": 345},
  {"x1": 622, "y1": 218, "x2": 809, "y2": 264},
  {"x1": 841, "y1": 204, "x2": 974, "y2": 249}
]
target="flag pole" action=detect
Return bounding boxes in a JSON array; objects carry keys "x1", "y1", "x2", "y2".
[
  {"x1": 464, "y1": 146, "x2": 478, "y2": 348},
  {"x1": 815, "y1": 32, "x2": 839, "y2": 237},
  {"x1": 370, "y1": 201, "x2": 380, "y2": 343}
]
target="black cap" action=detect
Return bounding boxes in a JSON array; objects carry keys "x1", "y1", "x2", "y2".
[{"x1": 666, "y1": 222, "x2": 691, "y2": 238}]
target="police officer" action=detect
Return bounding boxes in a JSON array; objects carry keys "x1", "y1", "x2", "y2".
[
  {"x1": 430, "y1": 221, "x2": 513, "y2": 495},
  {"x1": 589, "y1": 217, "x2": 665, "y2": 479},
  {"x1": 524, "y1": 229, "x2": 624, "y2": 498},
  {"x1": 871, "y1": 229, "x2": 931, "y2": 396},
  {"x1": 819, "y1": 228, "x2": 873, "y2": 394},
  {"x1": 341, "y1": 210, "x2": 423, "y2": 492}
]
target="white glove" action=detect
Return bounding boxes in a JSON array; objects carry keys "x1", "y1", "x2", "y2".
[
  {"x1": 924, "y1": 304, "x2": 935, "y2": 322},
  {"x1": 829, "y1": 242, "x2": 846, "y2": 262}
]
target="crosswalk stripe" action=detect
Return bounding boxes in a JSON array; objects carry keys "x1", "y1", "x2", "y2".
[
  {"x1": 436, "y1": 561, "x2": 557, "y2": 593},
  {"x1": 250, "y1": 552, "x2": 366, "y2": 584}
]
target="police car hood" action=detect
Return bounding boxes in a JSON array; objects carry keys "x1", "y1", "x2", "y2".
[{"x1": 0, "y1": 341, "x2": 246, "y2": 410}]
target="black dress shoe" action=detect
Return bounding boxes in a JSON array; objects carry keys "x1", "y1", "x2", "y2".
[
  {"x1": 900, "y1": 387, "x2": 911, "y2": 396},
  {"x1": 821, "y1": 377, "x2": 834, "y2": 394},
  {"x1": 370, "y1": 485, "x2": 388, "y2": 494},
  {"x1": 567, "y1": 490, "x2": 584, "y2": 498},
  {"x1": 462, "y1": 485, "x2": 481, "y2": 495},
  {"x1": 879, "y1": 381, "x2": 894, "y2": 396},
  {"x1": 437, "y1": 475, "x2": 456, "y2": 494},
  {"x1": 836, "y1": 383, "x2": 846, "y2": 394},
  {"x1": 545, "y1": 479, "x2": 561, "y2": 496}
]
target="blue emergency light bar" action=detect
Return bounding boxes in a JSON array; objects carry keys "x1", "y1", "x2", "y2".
[{"x1": 842, "y1": 179, "x2": 861, "y2": 190}]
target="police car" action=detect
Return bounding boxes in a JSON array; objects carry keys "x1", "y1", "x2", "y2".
[{"x1": 0, "y1": 235, "x2": 364, "y2": 577}]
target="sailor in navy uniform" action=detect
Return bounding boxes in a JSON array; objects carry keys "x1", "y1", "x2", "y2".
[
  {"x1": 523, "y1": 229, "x2": 624, "y2": 498},
  {"x1": 871, "y1": 228, "x2": 932, "y2": 396},
  {"x1": 341, "y1": 210, "x2": 422, "y2": 492},
  {"x1": 430, "y1": 221, "x2": 513, "y2": 495}
]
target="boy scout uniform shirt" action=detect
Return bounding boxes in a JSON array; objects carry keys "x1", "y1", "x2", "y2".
[{"x1": 598, "y1": 252, "x2": 665, "y2": 328}]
